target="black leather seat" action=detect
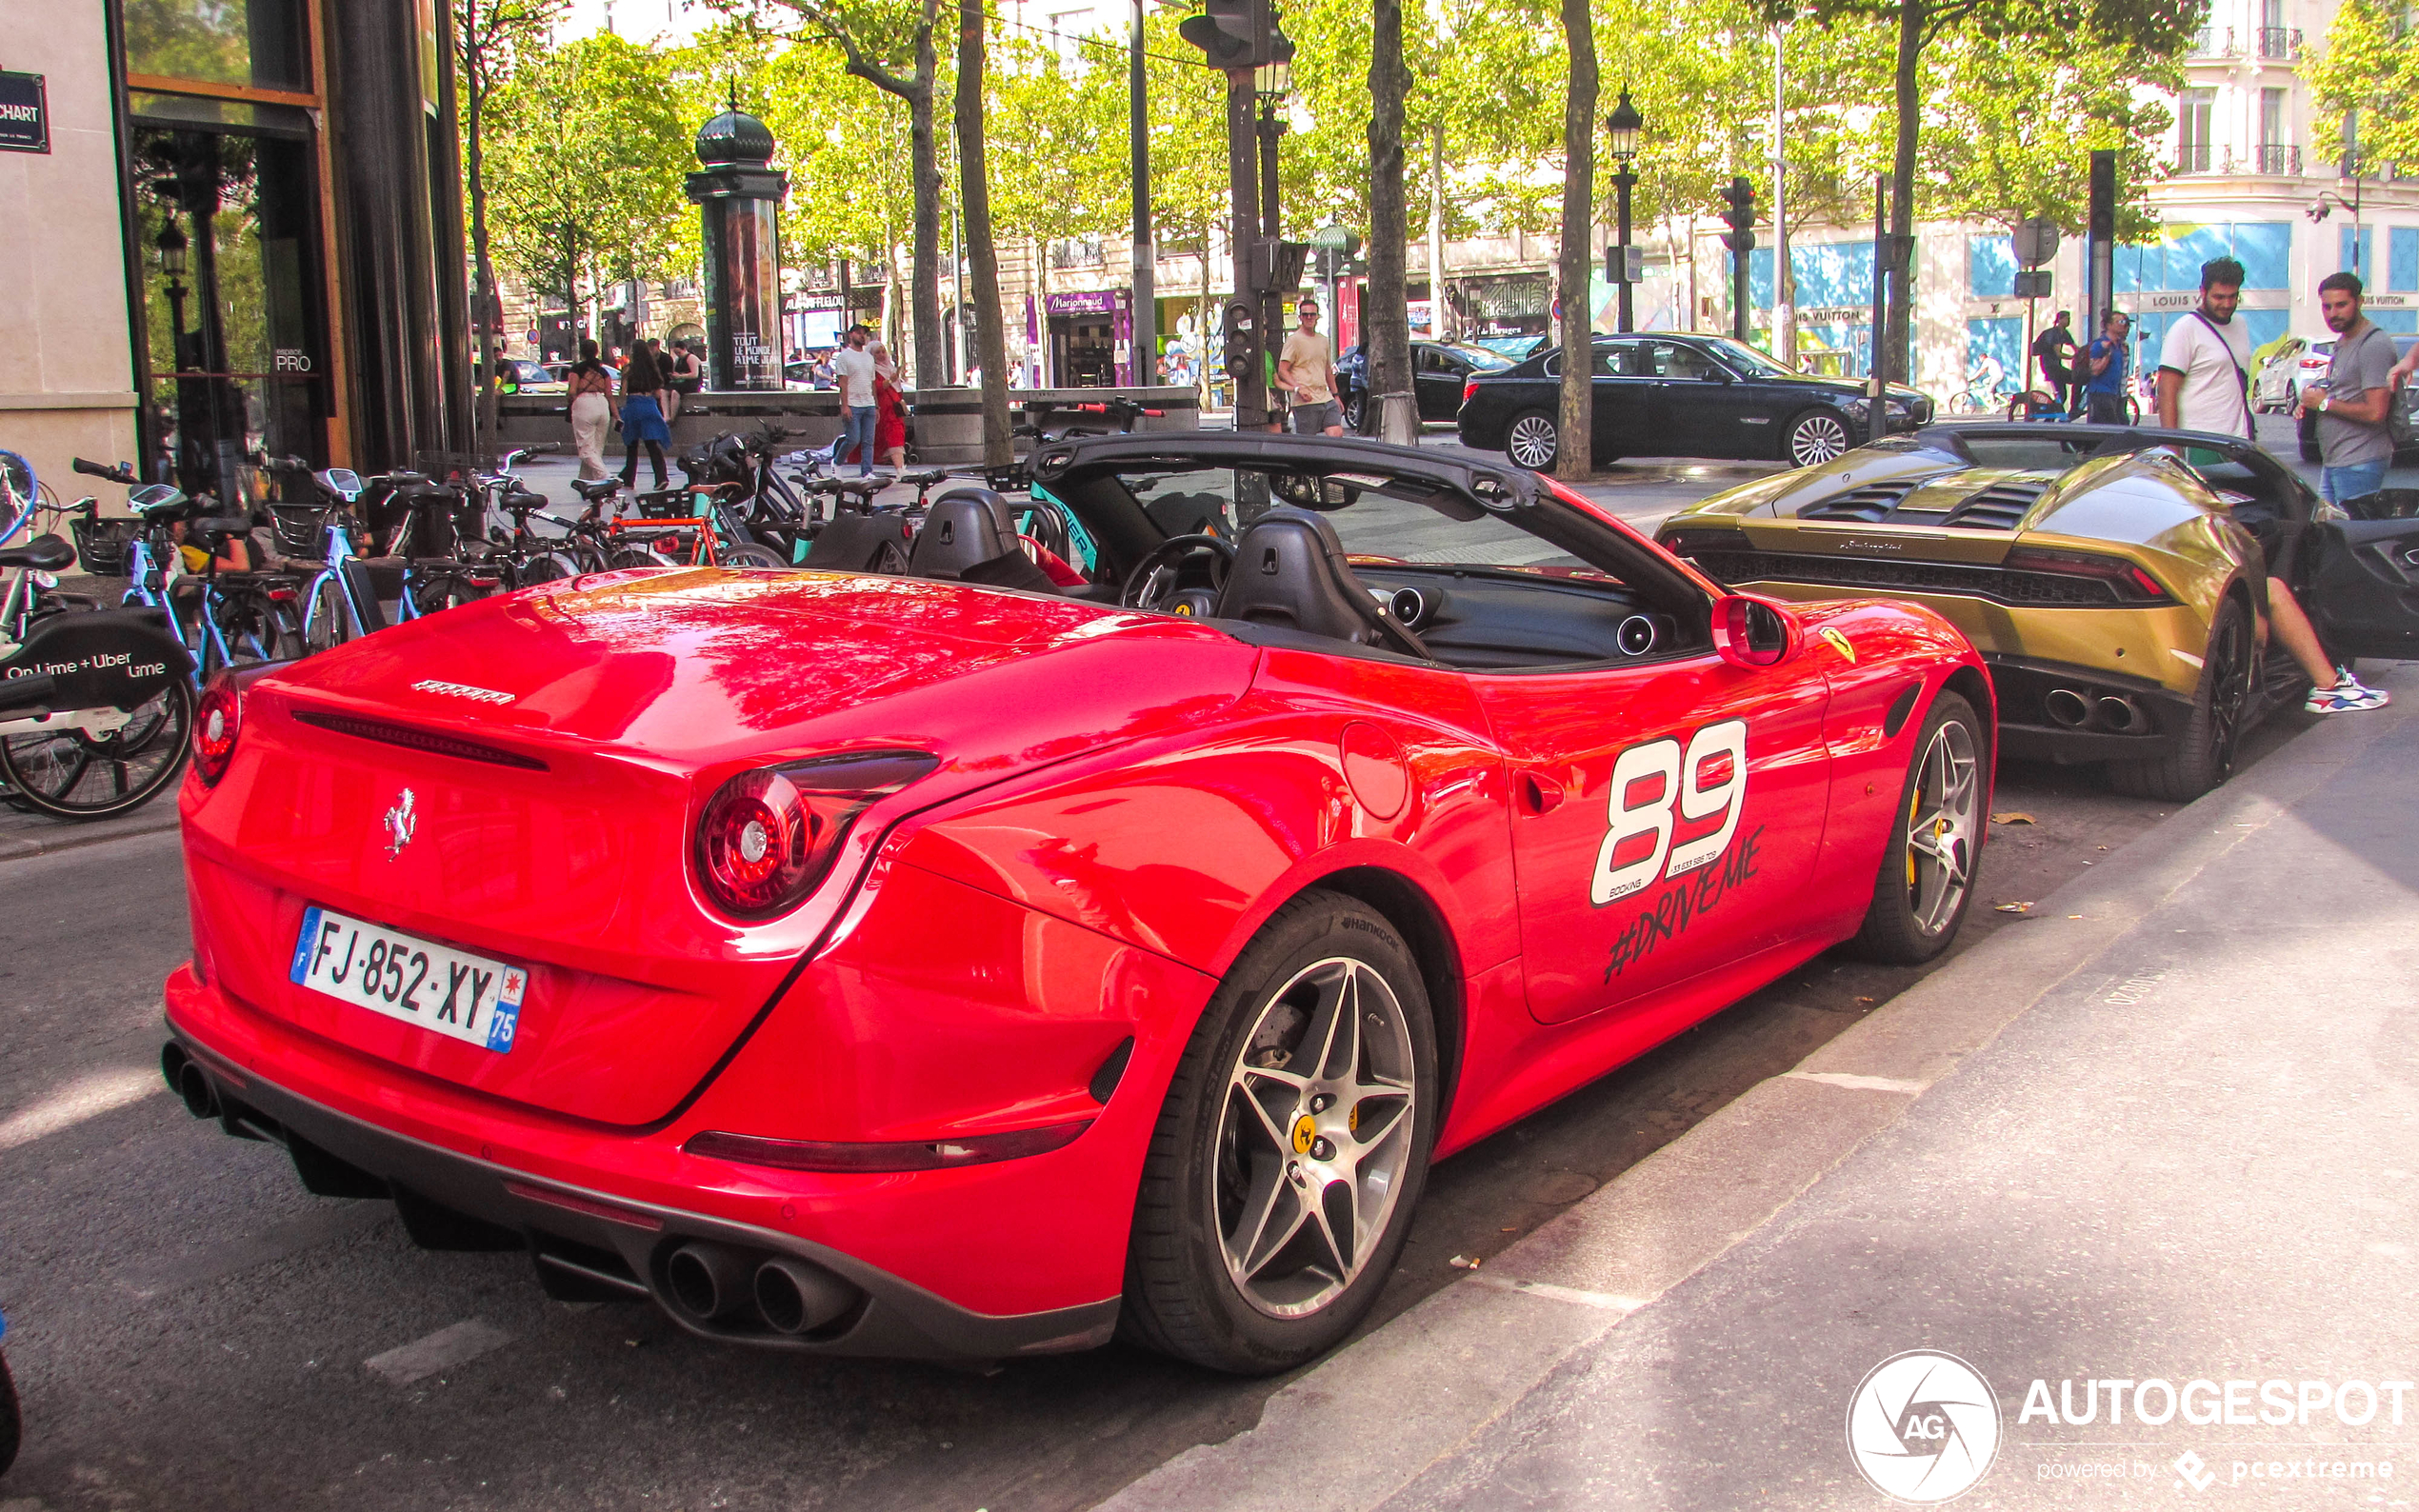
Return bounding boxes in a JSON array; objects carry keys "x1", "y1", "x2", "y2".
[
  {"x1": 802, "y1": 510, "x2": 912, "y2": 573},
  {"x1": 1211, "y1": 507, "x2": 1426, "y2": 655},
  {"x1": 569, "y1": 478, "x2": 623, "y2": 503},
  {"x1": 909, "y1": 489, "x2": 1016, "y2": 579}
]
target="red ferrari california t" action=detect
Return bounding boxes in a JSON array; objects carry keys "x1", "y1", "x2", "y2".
[{"x1": 164, "y1": 432, "x2": 1990, "y2": 1374}]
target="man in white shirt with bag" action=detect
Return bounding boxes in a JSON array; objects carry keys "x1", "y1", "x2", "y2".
[
  {"x1": 2154, "y1": 255, "x2": 2388, "y2": 713},
  {"x1": 2154, "y1": 257, "x2": 2256, "y2": 439}
]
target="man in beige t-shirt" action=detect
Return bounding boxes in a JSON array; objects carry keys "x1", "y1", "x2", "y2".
[{"x1": 1277, "y1": 301, "x2": 1344, "y2": 436}]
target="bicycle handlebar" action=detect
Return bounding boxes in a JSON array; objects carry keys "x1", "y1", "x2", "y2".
[{"x1": 72, "y1": 457, "x2": 138, "y2": 486}]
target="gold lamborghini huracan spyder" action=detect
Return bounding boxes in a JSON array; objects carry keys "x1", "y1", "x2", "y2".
[{"x1": 1657, "y1": 424, "x2": 2418, "y2": 801}]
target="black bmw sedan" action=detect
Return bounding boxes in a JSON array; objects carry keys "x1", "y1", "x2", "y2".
[{"x1": 1457, "y1": 331, "x2": 1933, "y2": 470}]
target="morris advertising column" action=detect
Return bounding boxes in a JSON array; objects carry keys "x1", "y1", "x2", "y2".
[{"x1": 685, "y1": 108, "x2": 788, "y2": 390}]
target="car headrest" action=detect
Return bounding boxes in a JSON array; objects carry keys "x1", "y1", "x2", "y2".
[
  {"x1": 909, "y1": 491, "x2": 1014, "y2": 580},
  {"x1": 1210, "y1": 506, "x2": 1389, "y2": 647},
  {"x1": 802, "y1": 509, "x2": 912, "y2": 574},
  {"x1": 930, "y1": 486, "x2": 1018, "y2": 540}
]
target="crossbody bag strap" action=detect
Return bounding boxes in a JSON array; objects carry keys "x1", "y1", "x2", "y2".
[{"x1": 2189, "y1": 310, "x2": 2256, "y2": 441}]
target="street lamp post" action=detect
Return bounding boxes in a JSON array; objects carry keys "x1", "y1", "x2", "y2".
[
  {"x1": 155, "y1": 218, "x2": 190, "y2": 371},
  {"x1": 2306, "y1": 186, "x2": 2366, "y2": 272},
  {"x1": 1605, "y1": 88, "x2": 1642, "y2": 335},
  {"x1": 1253, "y1": 55, "x2": 1290, "y2": 432}
]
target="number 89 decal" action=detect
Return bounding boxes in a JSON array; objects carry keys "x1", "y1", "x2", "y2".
[{"x1": 1589, "y1": 719, "x2": 1749, "y2": 906}]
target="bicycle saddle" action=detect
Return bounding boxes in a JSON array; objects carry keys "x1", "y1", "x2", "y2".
[
  {"x1": 0, "y1": 533, "x2": 76, "y2": 572},
  {"x1": 898, "y1": 468, "x2": 950, "y2": 487},
  {"x1": 570, "y1": 478, "x2": 624, "y2": 502},
  {"x1": 501, "y1": 489, "x2": 550, "y2": 515},
  {"x1": 190, "y1": 515, "x2": 254, "y2": 541}
]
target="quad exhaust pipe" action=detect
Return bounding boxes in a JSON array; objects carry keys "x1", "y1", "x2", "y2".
[{"x1": 2043, "y1": 687, "x2": 2151, "y2": 736}]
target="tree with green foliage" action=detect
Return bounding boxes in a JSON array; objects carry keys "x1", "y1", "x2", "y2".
[
  {"x1": 1769, "y1": 0, "x2": 2200, "y2": 379},
  {"x1": 721, "y1": 0, "x2": 950, "y2": 386},
  {"x1": 1554, "y1": 0, "x2": 1597, "y2": 478},
  {"x1": 2305, "y1": 0, "x2": 2419, "y2": 173},
  {"x1": 957, "y1": 0, "x2": 1011, "y2": 458},
  {"x1": 456, "y1": 0, "x2": 567, "y2": 463}
]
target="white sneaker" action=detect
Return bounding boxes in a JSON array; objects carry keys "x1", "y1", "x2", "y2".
[{"x1": 2307, "y1": 675, "x2": 2388, "y2": 713}]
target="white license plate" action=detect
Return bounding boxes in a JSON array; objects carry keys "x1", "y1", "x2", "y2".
[{"x1": 290, "y1": 905, "x2": 527, "y2": 1053}]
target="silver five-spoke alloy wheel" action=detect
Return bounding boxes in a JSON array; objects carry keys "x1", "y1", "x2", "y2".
[
  {"x1": 1789, "y1": 411, "x2": 1852, "y2": 468},
  {"x1": 1214, "y1": 956, "x2": 1418, "y2": 1319},
  {"x1": 1903, "y1": 716, "x2": 1980, "y2": 936},
  {"x1": 1505, "y1": 411, "x2": 1560, "y2": 471}
]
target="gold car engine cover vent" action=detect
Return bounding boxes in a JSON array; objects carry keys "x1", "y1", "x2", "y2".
[
  {"x1": 1795, "y1": 481, "x2": 1920, "y2": 524},
  {"x1": 1939, "y1": 480, "x2": 2050, "y2": 532}
]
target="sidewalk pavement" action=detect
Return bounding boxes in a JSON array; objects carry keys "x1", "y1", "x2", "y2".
[
  {"x1": 1102, "y1": 663, "x2": 2418, "y2": 1511},
  {"x1": 0, "y1": 799, "x2": 179, "y2": 859}
]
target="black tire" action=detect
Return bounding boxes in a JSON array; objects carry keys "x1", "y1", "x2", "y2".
[
  {"x1": 720, "y1": 543, "x2": 789, "y2": 570},
  {"x1": 410, "y1": 571, "x2": 490, "y2": 617},
  {"x1": 608, "y1": 546, "x2": 675, "y2": 570},
  {"x1": 2107, "y1": 595, "x2": 2254, "y2": 803},
  {"x1": 0, "y1": 676, "x2": 195, "y2": 821},
  {"x1": 299, "y1": 573, "x2": 355, "y2": 655},
  {"x1": 1503, "y1": 408, "x2": 1560, "y2": 471},
  {"x1": 210, "y1": 586, "x2": 304, "y2": 668},
  {"x1": 1845, "y1": 691, "x2": 1986, "y2": 964},
  {"x1": 511, "y1": 550, "x2": 583, "y2": 588},
  {"x1": 1786, "y1": 408, "x2": 1855, "y2": 468},
  {"x1": 0, "y1": 1348, "x2": 17, "y2": 1477},
  {"x1": 1342, "y1": 390, "x2": 1367, "y2": 432},
  {"x1": 1120, "y1": 891, "x2": 1437, "y2": 1375}
]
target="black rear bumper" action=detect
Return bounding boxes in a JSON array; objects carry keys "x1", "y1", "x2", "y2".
[
  {"x1": 1984, "y1": 654, "x2": 2196, "y2": 766},
  {"x1": 161, "y1": 1033, "x2": 1120, "y2": 1361}
]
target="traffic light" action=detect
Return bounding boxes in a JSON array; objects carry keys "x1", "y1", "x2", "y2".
[
  {"x1": 1179, "y1": 0, "x2": 1292, "y2": 69},
  {"x1": 1718, "y1": 175, "x2": 1757, "y2": 253},
  {"x1": 1221, "y1": 298, "x2": 1259, "y2": 382}
]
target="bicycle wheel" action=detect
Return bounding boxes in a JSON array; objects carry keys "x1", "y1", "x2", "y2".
[
  {"x1": 410, "y1": 570, "x2": 491, "y2": 617},
  {"x1": 721, "y1": 543, "x2": 789, "y2": 570},
  {"x1": 608, "y1": 545, "x2": 677, "y2": 570},
  {"x1": 212, "y1": 585, "x2": 306, "y2": 666},
  {"x1": 299, "y1": 573, "x2": 355, "y2": 655},
  {"x1": 511, "y1": 550, "x2": 584, "y2": 587},
  {"x1": 0, "y1": 677, "x2": 195, "y2": 820}
]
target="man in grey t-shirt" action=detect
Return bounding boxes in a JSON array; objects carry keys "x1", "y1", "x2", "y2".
[{"x1": 2296, "y1": 271, "x2": 2397, "y2": 506}]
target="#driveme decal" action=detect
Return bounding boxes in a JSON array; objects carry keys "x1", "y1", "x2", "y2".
[{"x1": 1591, "y1": 719, "x2": 1765, "y2": 981}]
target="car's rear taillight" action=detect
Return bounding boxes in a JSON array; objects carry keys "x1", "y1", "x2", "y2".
[
  {"x1": 194, "y1": 673, "x2": 242, "y2": 786},
  {"x1": 2002, "y1": 545, "x2": 2172, "y2": 603},
  {"x1": 694, "y1": 749, "x2": 939, "y2": 918},
  {"x1": 1462, "y1": 379, "x2": 1480, "y2": 407}
]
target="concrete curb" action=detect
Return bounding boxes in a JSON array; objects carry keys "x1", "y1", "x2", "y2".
[
  {"x1": 0, "y1": 806, "x2": 180, "y2": 860},
  {"x1": 1094, "y1": 686, "x2": 2407, "y2": 1512}
]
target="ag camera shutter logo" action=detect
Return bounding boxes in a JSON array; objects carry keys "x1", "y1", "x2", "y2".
[{"x1": 1847, "y1": 1350, "x2": 2003, "y2": 1502}]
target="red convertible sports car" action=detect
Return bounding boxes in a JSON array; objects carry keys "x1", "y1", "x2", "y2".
[{"x1": 163, "y1": 433, "x2": 1990, "y2": 1374}]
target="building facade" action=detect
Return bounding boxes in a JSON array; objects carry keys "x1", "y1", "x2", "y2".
[{"x1": 1, "y1": 0, "x2": 471, "y2": 511}]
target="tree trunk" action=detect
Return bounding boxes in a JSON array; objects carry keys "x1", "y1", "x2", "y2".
[
  {"x1": 467, "y1": 43, "x2": 500, "y2": 468},
  {"x1": 956, "y1": 0, "x2": 1011, "y2": 463},
  {"x1": 1885, "y1": 0, "x2": 1921, "y2": 384},
  {"x1": 908, "y1": 25, "x2": 945, "y2": 389},
  {"x1": 1366, "y1": 0, "x2": 1416, "y2": 444},
  {"x1": 1553, "y1": 0, "x2": 1597, "y2": 482},
  {"x1": 1428, "y1": 123, "x2": 1449, "y2": 344}
]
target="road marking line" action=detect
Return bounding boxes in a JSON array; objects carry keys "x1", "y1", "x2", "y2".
[
  {"x1": 0, "y1": 1065, "x2": 165, "y2": 1153},
  {"x1": 1465, "y1": 1273, "x2": 1648, "y2": 1313},
  {"x1": 366, "y1": 1319, "x2": 515, "y2": 1385},
  {"x1": 1785, "y1": 1070, "x2": 1929, "y2": 1095}
]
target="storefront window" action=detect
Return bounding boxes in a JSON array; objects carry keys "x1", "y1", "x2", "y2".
[
  {"x1": 124, "y1": 0, "x2": 311, "y2": 91},
  {"x1": 132, "y1": 123, "x2": 329, "y2": 497}
]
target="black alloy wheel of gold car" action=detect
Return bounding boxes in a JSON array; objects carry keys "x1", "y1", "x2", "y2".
[
  {"x1": 1120, "y1": 891, "x2": 1438, "y2": 1374},
  {"x1": 2106, "y1": 596, "x2": 2257, "y2": 803}
]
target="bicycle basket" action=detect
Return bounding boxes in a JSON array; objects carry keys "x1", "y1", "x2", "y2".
[
  {"x1": 634, "y1": 487, "x2": 704, "y2": 520},
  {"x1": 269, "y1": 504, "x2": 330, "y2": 557},
  {"x1": 70, "y1": 515, "x2": 140, "y2": 577}
]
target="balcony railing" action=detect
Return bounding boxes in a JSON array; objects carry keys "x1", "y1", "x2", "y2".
[
  {"x1": 2252, "y1": 143, "x2": 2301, "y2": 174},
  {"x1": 2256, "y1": 25, "x2": 2301, "y2": 57},
  {"x1": 2176, "y1": 144, "x2": 2214, "y2": 173},
  {"x1": 2187, "y1": 26, "x2": 2235, "y2": 55}
]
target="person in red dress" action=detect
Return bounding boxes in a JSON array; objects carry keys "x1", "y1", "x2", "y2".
[{"x1": 870, "y1": 340, "x2": 909, "y2": 475}]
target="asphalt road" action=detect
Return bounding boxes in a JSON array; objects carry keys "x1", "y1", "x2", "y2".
[{"x1": 0, "y1": 716, "x2": 2302, "y2": 1512}]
